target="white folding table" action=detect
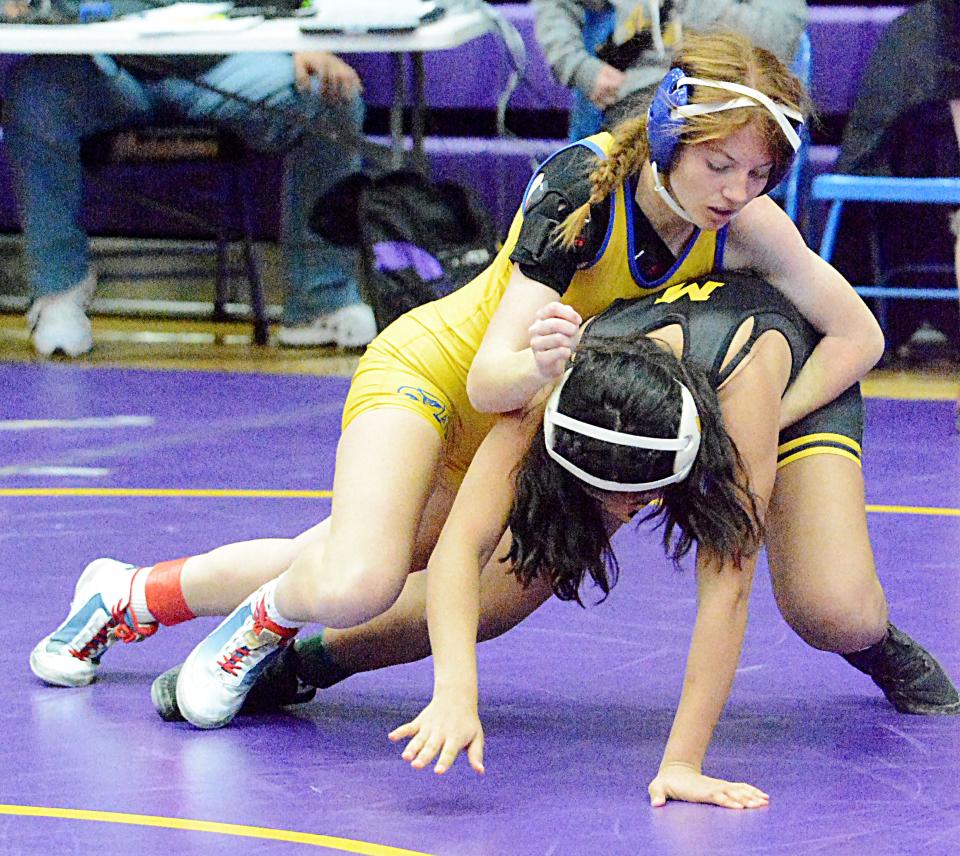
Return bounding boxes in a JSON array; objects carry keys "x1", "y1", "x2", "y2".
[{"x1": 0, "y1": 8, "x2": 495, "y2": 160}]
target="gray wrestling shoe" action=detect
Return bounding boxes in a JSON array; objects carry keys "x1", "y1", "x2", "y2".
[
  {"x1": 150, "y1": 644, "x2": 316, "y2": 722},
  {"x1": 842, "y1": 623, "x2": 960, "y2": 715}
]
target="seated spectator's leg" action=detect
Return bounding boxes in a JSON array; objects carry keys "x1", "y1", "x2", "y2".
[
  {"x1": 158, "y1": 52, "x2": 374, "y2": 348},
  {"x1": 568, "y1": 6, "x2": 613, "y2": 140},
  {"x1": 2, "y1": 56, "x2": 155, "y2": 356},
  {"x1": 277, "y1": 88, "x2": 373, "y2": 348}
]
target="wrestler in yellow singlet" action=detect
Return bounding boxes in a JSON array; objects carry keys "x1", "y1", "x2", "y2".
[{"x1": 343, "y1": 132, "x2": 728, "y2": 482}]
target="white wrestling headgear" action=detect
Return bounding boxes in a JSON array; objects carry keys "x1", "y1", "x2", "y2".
[
  {"x1": 543, "y1": 367, "x2": 702, "y2": 492},
  {"x1": 649, "y1": 75, "x2": 804, "y2": 223}
]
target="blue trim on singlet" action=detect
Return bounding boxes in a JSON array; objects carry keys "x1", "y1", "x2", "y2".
[
  {"x1": 714, "y1": 224, "x2": 729, "y2": 267},
  {"x1": 587, "y1": 181, "x2": 617, "y2": 267},
  {"x1": 623, "y1": 174, "x2": 702, "y2": 289}
]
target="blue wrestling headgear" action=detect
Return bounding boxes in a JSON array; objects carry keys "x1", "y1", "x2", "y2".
[
  {"x1": 647, "y1": 68, "x2": 805, "y2": 221},
  {"x1": 543, "y1": 367, "x2": 702, "y2": 492}
]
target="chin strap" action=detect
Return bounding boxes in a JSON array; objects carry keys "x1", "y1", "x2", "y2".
[{"x1": 651, "y1": 162, "x2": 697, "y2": 224}]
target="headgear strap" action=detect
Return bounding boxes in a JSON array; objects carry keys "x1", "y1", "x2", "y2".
[
  {"x1": 651, "y1": 75, "x2": 804, "y2": 222},
  {"x1": 673, "y1": 76, "x2": 803, "y2": 151},
  {"x1": 543, "y1": 368, "x2": 702, "y2": 492}
]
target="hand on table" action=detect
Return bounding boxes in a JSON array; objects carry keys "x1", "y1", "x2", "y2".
[{"x1": 293, "y1": 52, "x2": 362, "y2": 100}]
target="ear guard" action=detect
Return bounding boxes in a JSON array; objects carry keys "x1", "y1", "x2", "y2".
[
  {"x1": 647, "y1": 68, "x2": 804, "y2": 192},
  {"x1": 543, "y1": 368, "x2": 702, "y2": 492}
]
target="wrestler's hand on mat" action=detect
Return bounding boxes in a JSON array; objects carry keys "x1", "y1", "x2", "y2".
[
  {"x1": 388, "y1": 697, "x2": 485, "y2": 775},
  {"x1": 648, "y1": 762, "x2": 769, "y2": 810},
  {"x1": 529, "y1": 302, "x2": 582, "y2": 381}
]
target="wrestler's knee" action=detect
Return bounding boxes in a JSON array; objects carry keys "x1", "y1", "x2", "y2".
[
  {"x1": 295, "y1": 542, "x2": 407, "y2": 627},
  {"x1": 781, "y1": 576, "x2": 888, "y2": 652}
]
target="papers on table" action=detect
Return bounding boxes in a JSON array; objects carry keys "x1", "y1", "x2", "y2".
[
  {"x1": 300, "y1": 0, "x2": 443, "y2": 34},
  {"x1": 126, "y1": 3, "x2": 264, "y2": 36}
]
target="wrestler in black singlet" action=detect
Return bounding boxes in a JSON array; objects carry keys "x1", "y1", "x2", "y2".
[{"x1": 585, "y1": 271, "x2": 865, "y2": 468}]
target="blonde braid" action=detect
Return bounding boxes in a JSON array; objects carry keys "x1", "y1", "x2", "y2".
[{"x1": 555, "y1": 117, "x2": 652, "y2": 250}]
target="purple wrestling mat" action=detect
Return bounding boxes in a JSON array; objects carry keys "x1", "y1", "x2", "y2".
[{"x1": 0, "y1": 363, "x2": 958, "y2": 855}]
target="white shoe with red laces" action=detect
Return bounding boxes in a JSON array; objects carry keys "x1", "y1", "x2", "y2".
[
  {"x1": 176, "y1": 588, "x2": 299, "y2": 729},
  {"x1": 30, "y1": 558, "x2": 157, "y2": 687}
]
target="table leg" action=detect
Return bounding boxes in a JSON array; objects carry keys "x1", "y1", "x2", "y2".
[
  {"x1": 410, "y1": 51, "x2": 427, "y2": 172},
  {"x1": 390, "y1": 53, "x2": 408, "y2": 169}
]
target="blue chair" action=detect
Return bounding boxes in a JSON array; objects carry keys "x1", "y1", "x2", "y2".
[
  {"x1": 768, "y1": 30, "x2": 812, "y2": 224},
  {"x1": 811, "y1": 174, "x2": 960, "y2": 339}
]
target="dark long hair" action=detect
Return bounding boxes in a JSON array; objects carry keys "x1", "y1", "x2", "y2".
[{"x1": 506, "y1": 334, "x2": 763, "y2": 604}]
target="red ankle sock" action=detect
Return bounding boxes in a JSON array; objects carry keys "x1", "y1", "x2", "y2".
[{"x1": 144, "y1": 558, "x2": 196, "y2": 626}]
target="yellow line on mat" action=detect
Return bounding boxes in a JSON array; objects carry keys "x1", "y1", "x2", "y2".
[
  {"x1": 0, "y1": 805, "x2": 432, "y2": 855},
  {"x1": 865, "y1": 504, "x2": 960, "y2": 517},
  {"x1": 1, "y1": 490, "x2": 959, "y2": 517}
]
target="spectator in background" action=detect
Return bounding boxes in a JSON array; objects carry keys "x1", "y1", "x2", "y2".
[
  {"x1": 835, "y1": 0, "x2": 960, "y2": 357},
  {"x1": 2, "y1": 0, "x2": 376, "y2": 357},
  {"x1": 533, "y1": 0, "x2": 807, "y2": 138}
]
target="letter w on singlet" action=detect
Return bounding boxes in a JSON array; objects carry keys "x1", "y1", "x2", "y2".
[{"x1": 655, "y1": 280, "x2": 724, "y2": 304}]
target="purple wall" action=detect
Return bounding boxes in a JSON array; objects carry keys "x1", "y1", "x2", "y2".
[
  {"x1": 348, "y1": 4, "x2": 906, "y2": 114},
  {"x1": 808, "y1": 5, "x2": 905, "y2": 114}
]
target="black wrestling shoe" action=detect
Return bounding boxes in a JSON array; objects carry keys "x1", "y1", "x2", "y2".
[
  {"x1": 150, "y1": 643, "x2": 316, "y2": 722},
  {"x1": 842, "y1": 623, "x2": 960, "y2": 715}
]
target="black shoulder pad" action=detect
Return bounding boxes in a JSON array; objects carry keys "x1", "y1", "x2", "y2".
[{"x1": 517, "y1": 189, "x2": 574, "y2": 261}]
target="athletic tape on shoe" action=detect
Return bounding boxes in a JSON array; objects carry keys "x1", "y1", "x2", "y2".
[{"x1": 543, "y1": 368, "x2": 701, "y2": 492}]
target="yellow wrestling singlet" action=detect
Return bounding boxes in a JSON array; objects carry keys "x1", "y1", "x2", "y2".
[{"x1": 343, "y1": 133, "x2": 727, "y2": 483}]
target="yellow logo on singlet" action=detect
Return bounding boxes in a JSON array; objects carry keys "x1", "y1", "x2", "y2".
[{"x1": 655, "y1": 279, "x2": 725, "y2": 304}]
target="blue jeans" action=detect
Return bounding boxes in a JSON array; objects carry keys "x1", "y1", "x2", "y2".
[
  {"x1": 568, "y1": 7, "x2": 616, "y2": 141},
  {"x1": 3, "y1": 53, "x2": 364, "y2": 324}
]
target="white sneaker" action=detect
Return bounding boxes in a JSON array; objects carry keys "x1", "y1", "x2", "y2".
[
  {"x1": 176, "y1": 588, "x2": 299, "y2": 729},
  {"x1": 30, "y1": 558, "x2": 157, "y2": 688},
  {"x1": 276, "y1": 302, "x2": 377, "y2": 348},
  {"x1": 27, "y1": 272, "x2": 97, "y2": 357}
]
